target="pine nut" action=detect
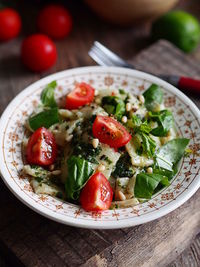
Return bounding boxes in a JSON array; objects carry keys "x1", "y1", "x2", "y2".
[
  {"x1": 138, "y1": 94, "x2": 145, "y2": 104},
  {"x1": 98, "y1": 164, "x2": 105, "y2": 172},
  {"x1": 51, "y1": 170, "x2": 61, "y2": 175},
  {"x1": 132, "y1": 104, "x2": 139, "y2": 111},
  {"x1": 95, "y1": 89, "x2": 99, "y2": 96},
  {"x1": 49, "y1": 164, "x2": 55, "y2": 171},
  {"x1": 92, "y1": 138, "x2": 99, "y2": 148},
  {"x1": 66, "y1": 134, "x2": 73, "y2": 142},
  {"x1": 126, "y1": 102, "x2": 132, "y2": 112},
  {"x1": 121, "y1": 116, "x2": 127, "y2": 123},
  {"x1": 118, "y1": 191, "x2": 126, "y2": 201},
  {"x1": 95, "y1": 97, "x2": 101, "y2": 104},
  {"x1": 147, "y1": 167, "x2": 153, "y2": 174}
]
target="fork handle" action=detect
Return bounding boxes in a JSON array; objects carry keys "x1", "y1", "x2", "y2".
[{"x1": 159, "y1": 74, "x2": 200, "y2": 94}]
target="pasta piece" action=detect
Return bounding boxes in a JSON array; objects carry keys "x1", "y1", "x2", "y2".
[
  {"x1": 111, "y1": 198, "x2": 139, "y2": 209},
  {"x1": 125, "y1": 139, "x2": 154, "y2": 167}
]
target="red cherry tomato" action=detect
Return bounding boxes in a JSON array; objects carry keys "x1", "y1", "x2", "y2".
[
  {"x1": 80, "y1": 172, "x2": 113, "y2": 211},
  {"x1": 66, "y1": 82, "x2": 95, "y2": 110},
  {"x1": 0, "y1": 8, "x2": 21, "y2": 41},
  {"x1": 92, "y1": 115, "x2": 132, "y2": 148},
  {"x1": 21, "y1": 34, "x2": 57, "y2": 72},
  {"x1": 26, "y1": 127, "x2": 57, "y2": 166},
  {"x1": 37, "y1": 4, "x2": 72, "y2": 39}
]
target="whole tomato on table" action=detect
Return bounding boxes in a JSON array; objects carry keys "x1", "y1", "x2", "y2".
[
  {"x1": 21, "y1": 34, "x2": 57, "y2": 72},
  {"x1": 0, "y1": 7, "x2": 21, "y2": 41},
  {"x1": 37, "y1": 4, "x2": 72, "y2": 39}
]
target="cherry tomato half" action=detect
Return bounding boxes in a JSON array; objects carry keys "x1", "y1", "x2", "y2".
[
  {"x1": 66, "y1": 82, "x2": 95, "y2": 110},
  {"x1": 0, "y1": 8, "x2": 21, "y2": 41},
  {"x1": 37, "y1": 4, "x2": 72, "y2": 39},
  {"x1": 21, "y1": 34, "x2": 57, "y2": 72},
  {"x1": 80, "y1": 172, "x2": 113, "y2": 211},
  {"x1": 26, "y1": 127, "x2": 57, "y2": 166},
  {"x1": 92, "y1": 115, "x2": 132, "y2": 148}
]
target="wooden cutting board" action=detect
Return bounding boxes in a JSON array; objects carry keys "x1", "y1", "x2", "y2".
[{"x1": 0, "y1": 40, "x2": 199, "y2": 267}]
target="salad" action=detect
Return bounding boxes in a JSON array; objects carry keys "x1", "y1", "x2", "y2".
[{"x1": 22, "y1": 81, "x2": 189, "y2": 211}]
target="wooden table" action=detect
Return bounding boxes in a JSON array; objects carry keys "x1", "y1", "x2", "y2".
[{"x1": 0, "y1": 0, "x2": 199, "y2": 266}]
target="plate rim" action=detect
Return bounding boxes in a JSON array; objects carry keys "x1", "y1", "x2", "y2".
[{"x1": 0, "y1": 66, "x2": 199, "y2": 229}]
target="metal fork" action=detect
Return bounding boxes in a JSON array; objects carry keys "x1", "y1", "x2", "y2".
[
  {"x1": 89, "y1": 41, "x2": 200, "y2": 94},
  {"x1": 89, "y1": 41, "x2": 134, "y2": 69}
]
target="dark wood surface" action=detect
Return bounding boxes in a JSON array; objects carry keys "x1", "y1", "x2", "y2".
[{"x1": 0, "y1": 0, "x2": 200, "y2": 266}]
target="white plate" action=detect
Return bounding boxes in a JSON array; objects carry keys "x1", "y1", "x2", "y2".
[{"x1": 0, "y1": 66, "x2": 200, "y2": 229}]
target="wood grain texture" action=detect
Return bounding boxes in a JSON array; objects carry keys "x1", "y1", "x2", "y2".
[{"x1": 0, "y1": 0, "x2": 199, "y2": 266}]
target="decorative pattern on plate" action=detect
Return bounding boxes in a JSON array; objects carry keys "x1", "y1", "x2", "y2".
[{"x1": 0, "y1": 67, "x2": 199, "y2": 229}]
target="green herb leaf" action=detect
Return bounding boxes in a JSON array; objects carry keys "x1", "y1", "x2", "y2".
[
  {"x1": 29, "y1": 108, "x2": 60, "y2": 131},
  {"x1": 134, "y1": 173, "x2": 169, "y2": 199},
  {"x1": 156, "y1": 138, "x2": 189, "y2": 171},
  {"x1": 112, "y1": 153, "x2": 134, "y2": 178},
  {"x1": 143, "y1": 84, "x2": 163, "y2": 111},
  {"x1": 119, "y1": 89, "x2": 126, "y2": 94},
  {"x1": 141, "y1": 133, "x2": 156, "y2": 157},
  {"x1": 153, "y1": 167, "x2": 174, "y2": 180},
  {"x1": 41, "y1": 81, "x2": 57, "y2": 108},
  {"x1": 128, "y1": 115, "x2": 152, "y2": 134},
  {"x1": 149, "y1": 110, "x2": 174, "y2": 136},
  {"x1": 102, "y1": 96, "x2": 125, "y2": 120},
  {"x1": 73, "y1": 142, "x2": 102, "y2": 164},
  {"x1": 65, "y1": 156, "x2": 94, "y2": 200},
  {"x1": 127, "y1": 115, "x2": 156, "y2": 157}
]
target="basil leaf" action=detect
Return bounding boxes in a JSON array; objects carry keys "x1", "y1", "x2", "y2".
[
  {"x1": 153, "y1": 167, "x2": 174, "y2": 180},
  {"x1": 102, "y1": 96, "x2": 125, "y2": 120},
  {"x1": 41, "y1": 81, "x2": 57, "y2": 108},
  {"x1": 143, "y1": 84, "x2": 163, "y2": 111},
  {"x1": 149, "y1": 110, "x2": 174, "y2": 136},
  {"x1": 141, "y1": 133, "x2": 156, "y2": 157},
  {"x1": 128, "y1": 115, "x2": 152, "y2": 133},
  {"x1": 134, "y1": 173, "x2": 169, "y2": 199},
  {"x1": 29, "y1": 108, "x2": 60, "y2": 130},
  {"x1": 156, "y1": 138, "x2": 189, "y2": 171},
  {"x1": 112, "y1": 152, "x2": 134, "y2": 178},
  {"x1": 119, "y1": 89, "x2": 126, "y2": 94},
  {"x1": 127, "y1": 115, "x2": 156, "y2": 157},
  {"x1": 65, "y1": 156, "x2": 94, "y2": 200}
]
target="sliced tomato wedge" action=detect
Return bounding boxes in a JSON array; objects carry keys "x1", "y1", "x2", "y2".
[
  {"x1": 80, "y1": 172, "x2": 113, "y2": 211},
  {"x1": 66, "y1": 82, "x2": 95, "y2": 110},
  {"x1": 92, "y1": 115, "x2": 132, "y2": 148},
  {"x1": 26, "y1": 127, "x2": 57, "y2": 166}
]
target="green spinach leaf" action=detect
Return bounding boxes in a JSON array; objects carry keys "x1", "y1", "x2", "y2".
[
  {"x1": 65, "y1": 156, "x2": 94, "y2": 201},
  {"x1": 102, "y1": 96, "x2": 125, "y2": 120},
  {"x1": 156, "y1": 138, "x2": 189, "y2": 171},
  {"x1": 41, "y1": 81, "x2": 57, "y2": 108},
  {"x1": 149, "y1": 110, "x2": 174, "y2": 136},
  {"x1": 134, "y1": 173, "x2": 169, "y2": 199},
  {"x1": 143, "y1": 84, "x2": 163, "y2": 111},
  {"x1": 29, "y1": 108, "x2": 60, "y2": 130}
]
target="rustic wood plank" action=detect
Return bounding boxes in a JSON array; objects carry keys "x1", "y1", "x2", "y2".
[
  {"x1": 82, "y1": 190, "x2": 200, "y2": 267},
  {"x1": 167, "y1": 233, "x2": 200, "y2": 267}
]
